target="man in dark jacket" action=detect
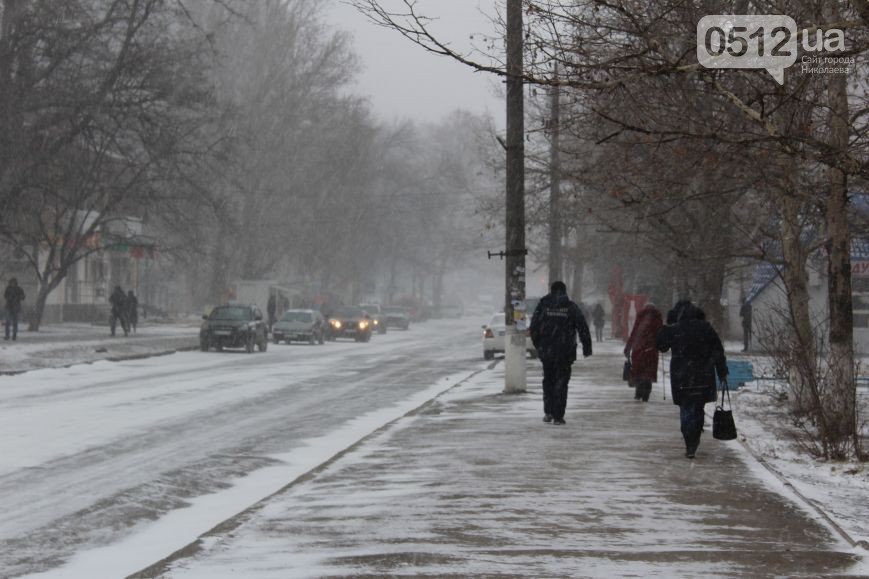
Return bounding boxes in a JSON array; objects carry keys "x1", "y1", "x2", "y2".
[
  {"x1": 4, "y1": 278, "x2": 25, "y2": 341},
  {"x1": 267, "y1": 294, "x2": 277, "y2": 332},
  {"x1": 657, "y1": 302, "x2": 728, "y2": 458},
  {"x1": 530, "y1": 281, "x2": 593, "y2": 425},
  {"x1": 109, "y1": 285, "x2": 128, "y2": 337},
  {"x1": 126, "y1": 290, "x2": 139, "y2": 334}
]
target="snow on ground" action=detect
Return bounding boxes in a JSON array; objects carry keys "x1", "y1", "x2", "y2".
[
  {"x1": 0, "y1": 318, "x2": 487, "y2": 578},
  {"x1": 0, "y1": 322, "x2": 199, "y2": 373},
  {"x1": 729, "y1": 380, "x2": 869, "y2": 550},
  {"x1": 3, "y1": 321, "x2": 867, "y2": 577},
  {"x1": 157, "y1": 339, "x2": 864, "y2": 578}
]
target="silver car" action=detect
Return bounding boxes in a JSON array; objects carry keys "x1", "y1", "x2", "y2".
[
  {"x1": 272, "y1": 309, "x2": 326, "y2": 345},
  {"x1": 482, "y1": 312, "x2": 538, "y2": 360}
]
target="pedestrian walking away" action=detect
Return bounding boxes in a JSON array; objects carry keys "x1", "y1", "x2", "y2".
[
  {"x1": 530, "y1": 281, "x2": 593, "y2": 425},
  {"x1": 592, "y1": 303, "x2": 605, "y2": 343},
  {"x1": 267, "y1": 294, "x2": 277, "y2": 333},
  {"x1": 740, "y1": 300, "x2": 752, "y2": 352},
  {"x1": 109, "y1": 286, "x2": 129, "y2": 337},
  {"x1": 4, "y1": 278, "x2": 25, "y2": 341},
  {"x1": 624, "y1": 303, "x2": 663, "y2": 402},
  {"x1": 126, "y1": 290, "x2": 139, "y2": 334},
  {"x1": 656, "y1": 302, "x2": 728, "y2": 459}
]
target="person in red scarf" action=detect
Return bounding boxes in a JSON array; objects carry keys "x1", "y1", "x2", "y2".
[{"x1": 624, "y1": 303, "x2": 664, "y2": 402}]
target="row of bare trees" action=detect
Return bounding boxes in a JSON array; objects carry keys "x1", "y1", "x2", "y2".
[
  {"x1": 354, "y1": 0, "x2": 868, "y2": 458},
  {"x1": 0, "y1": 0, "x2": 493, "y2": 330}
]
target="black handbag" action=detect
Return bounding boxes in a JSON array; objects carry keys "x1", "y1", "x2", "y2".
[
  {"x1": 622, "y1": 359, "x2": 632, "y2": 382},
  {"x1": 713, "y1": 380, "x2": 738, "y2": 441}
]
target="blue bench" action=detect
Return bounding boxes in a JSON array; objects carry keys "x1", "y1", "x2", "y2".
[{"x1": 716, "y1": 360, "x2": 754, "y2": 390}]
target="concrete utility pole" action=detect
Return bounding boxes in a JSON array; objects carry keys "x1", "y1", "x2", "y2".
[
  {"x1": 548, "y1": 66, "x2": 562, "y2": 283},
  {"x1": 503, "y1": 0, "x2": 526, "y2": 394}
]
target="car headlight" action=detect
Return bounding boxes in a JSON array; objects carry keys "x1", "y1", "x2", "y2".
[
  {"x1": 373, "y1": 319, "x2": 379, "y2": 325},
  {"x1": 359, "y1": 321, "x2": 369, "y2": 330},
  {"x1": 330, "y1": 320, "x2": 341, "y2": 329}
]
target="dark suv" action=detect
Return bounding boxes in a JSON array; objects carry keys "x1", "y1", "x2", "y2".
[
  {"x1": 200, "y1": 304, "x2": 268, "y2": 353},
  {"x1": 327, "y1": 306, "x2": 373, "y2": 342}
]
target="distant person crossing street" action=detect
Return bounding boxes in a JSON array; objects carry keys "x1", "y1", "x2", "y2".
[{"x1": 530, "y1": 281, "x2": 593, "y2": 425}]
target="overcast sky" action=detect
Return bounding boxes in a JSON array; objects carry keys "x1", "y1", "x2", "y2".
[{"x1": 327, "y1": 0, "x2": 504, "y2": 127}]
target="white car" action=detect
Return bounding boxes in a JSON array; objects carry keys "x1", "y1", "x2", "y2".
[{"x1": 482, "y1": 312, "x2": 538, "y2": 360}]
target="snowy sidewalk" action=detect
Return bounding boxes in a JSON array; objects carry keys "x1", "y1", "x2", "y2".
[
  {"x1": 0, "y1": 322, "x2": 199, "y2": 374},
  {"x1": 154, "y1": 341, "x2": 866, "y2": 578}
]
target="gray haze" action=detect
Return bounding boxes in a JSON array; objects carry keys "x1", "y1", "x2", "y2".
[{"x1": 327, "y1": 0, "x2": 503, "y2": 125}]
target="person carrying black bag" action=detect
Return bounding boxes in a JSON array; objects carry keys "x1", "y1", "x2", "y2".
[{"x1": 656, "y1": 302, "x2": 728, "y2": 459}]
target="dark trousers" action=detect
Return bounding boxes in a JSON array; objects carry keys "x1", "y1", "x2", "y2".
[
  {"x1": 634, "y1": 379, "x2": 652, "y2": 401},
  {"x1": 680, "y1": 402, "x2": 706, "y2": 450},
  {"x1": 110, "y1": 311, "x2": 128, "y2": 336},
  {"x1": 542, "y1": 359, "x2": 572, "y2": 419},
  {"x1": 742, "y1": 326, "x2": 751, "y2": 351},
  {"x1": 4, "y1": 310, "x2": 18, "y2": 339},
  {"x1": 594, "y1": 325, "x2": 603, "y2": 342}
]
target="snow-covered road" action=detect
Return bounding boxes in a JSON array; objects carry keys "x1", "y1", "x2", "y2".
[{"x1": 0, "y1": 319, "x2": 484, "y2": 578}]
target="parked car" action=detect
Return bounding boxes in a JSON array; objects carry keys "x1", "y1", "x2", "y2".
[
  {"x1": 200, "y1": 304, "x2": 268, "y2": 353},
  {"x1": 327, "y1": 306, "x2": 373, "y2": 342},
  {"x1": 359, "y1": 304, "x2": 387, "y2": 335},
  {"x1": 383, "y1": 305, "x2": 411, "y2": 330},
  {"x1": 272, "y1": 309, "x2": 326, "y2": 345},
  {"x1": 481, "y1": 312, "x2": 538, "y2": 360}
]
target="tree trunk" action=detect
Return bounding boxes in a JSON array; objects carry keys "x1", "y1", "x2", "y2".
[
  {"x1": 778, "y1": 190, "x2": 819, "y2": 416},
  {"x1": 824, "y1": 51, "x2": 856, "y2": 450},
  {"x1": 697, "y1": 260, "x2": 726, "y2": 330},
  {"x1": 27, "y1": 282, "x2": 54, "y2": 332},
  {"x1": 210, "y1": 226, "x2": 229, "y2": 304},
  {"x1": 571, "y1": 255, "x2": 584, "y2": 303}
]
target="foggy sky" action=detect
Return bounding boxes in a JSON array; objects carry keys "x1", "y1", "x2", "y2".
[{"x1": 327, "y1": 0, "x2": 504, "y2": 126}]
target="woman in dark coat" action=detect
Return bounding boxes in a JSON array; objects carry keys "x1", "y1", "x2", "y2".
[
  {"x1": 624, "y1": 303, "x2": 663, "y2": 402},
  {"x1": 656, "y1": 303, "x2": 728, "y2": 459}
]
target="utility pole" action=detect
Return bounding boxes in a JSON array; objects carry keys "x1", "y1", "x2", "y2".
[
  {"x1": 503, "y1": 0, "x2": 526, "y2": 393},
  {"x1": 548, "y1": 65, "x2": 562, "y2": 283}
]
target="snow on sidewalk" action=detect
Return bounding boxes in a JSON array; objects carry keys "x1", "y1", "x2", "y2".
[
  {"x1": 0, "y1": 323, "x2": 199, "y2": 374},
  {"x1": 157, "y1": 341, "x2": 865, "y2": 578}
]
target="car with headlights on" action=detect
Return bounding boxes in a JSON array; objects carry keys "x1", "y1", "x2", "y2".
[
  {"x1": 272, "y1": 309, "x2": 326, "y2": 345},
  {"x1": 382, "y1": 305, "x2": 411, "y2": 330},
  {"x1": 200, "y1": 304, "x2": 268, "y2": 353},
  {"x1": 359, "y1": 304, "x2": 387, "y2": 335},
  {"x1": 482, "y1": 312, "x2": 538, "y2": 360},
  {"x1": 327, "y1": 306, "x2": 373, "y2": 342}
]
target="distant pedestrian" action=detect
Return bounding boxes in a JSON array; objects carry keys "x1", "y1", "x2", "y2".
[
  {"x1": 592, "y1": 303, "x2": 605, "y2": 342},
  {"x1": 740, "y1": 300, "x2": 752, "y2": 352},
  {"x1": 4, "y1": 278, "x2": 25, "y2": 341},
  {"x1": 126, "y1": 290, "x2": 139, "y2": 334},
  {"x1": 267, "y1": 294, "x2": 277, "y2": 332},
  {"x1": 109, "y1": 285, "x2": 129, "y2": 337},
  {"x1": 624, "y1": 303, "x2": 663, "y2": 402},
  {"x1": 656, "y1": 302, "x2": 728, "y2": 459},
  {"x1": 530, "y1": 281, "x2": 593, "y2": 425}
]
